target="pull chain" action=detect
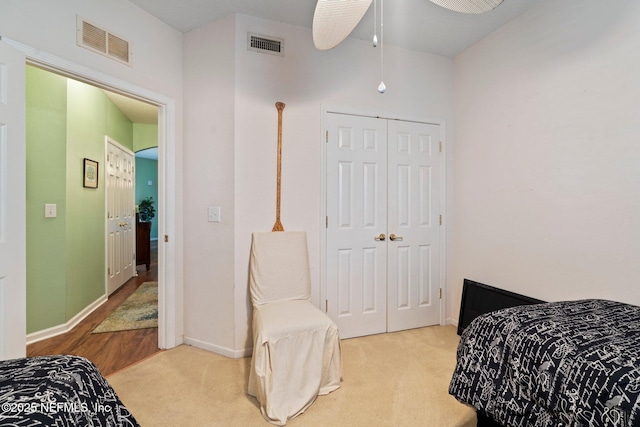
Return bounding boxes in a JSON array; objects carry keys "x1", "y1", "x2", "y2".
[
  {"x1": 377, "y1": 0, "x2": 386, "y2": 93},
  {"x1": 373, "y1": 0, "x2": 378, "y2": 47}
]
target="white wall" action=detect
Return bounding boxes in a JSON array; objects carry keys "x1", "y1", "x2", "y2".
[
  {"x1": 1, "y1": 0, "x2": 182, "y2": 97},
  {"x1": 182, "y1": 15, "x2": 237, "y2": 354},
  {"x1": 183, "y1": 14, "x2": 454, "y2": 355},
  {"x1": 1, "y1": 0, "x2": 185, "y2": 344},
  {"x1": 450, "y1": 0, "x2": 640, "y2": 321},
  {"x1": 11, "y1": 0, "x2": 636, "y2": 358}
]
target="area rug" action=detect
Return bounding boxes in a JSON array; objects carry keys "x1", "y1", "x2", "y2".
[{"x1": 93, "y1": 281, "x2": 158, "y2": 333}]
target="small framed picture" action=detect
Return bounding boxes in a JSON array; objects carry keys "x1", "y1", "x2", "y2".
[{"x1": 83, "y1": 158, "x2": 99, "y2": 188}]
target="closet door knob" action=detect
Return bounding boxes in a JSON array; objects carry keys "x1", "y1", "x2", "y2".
[
  {"x1": 389, "y1": 234, "x2": 403, "y2": 241},
  {"x1": 374, "y1": 233, "x2": 386, "y2": 241}
]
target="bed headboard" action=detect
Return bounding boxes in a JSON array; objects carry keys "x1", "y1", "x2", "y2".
[{"x1": 457, "y1": 279, "x2": 545, "y2": 335}]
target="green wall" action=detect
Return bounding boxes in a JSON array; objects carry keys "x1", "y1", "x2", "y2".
[
  {"x1": 65, "y1": 79, "x2": 133, "y2": 322},
  {"x1": 26, "y1": 66, "x2": 68, "y2": 332},
  {"x1": 134, "y1": 123, "x2": 158, "y2": 152},
  {"x1": 26, "y1": 66, "x2": 136, "y2": 334},
  {"x1": 135, "y1": 157, "x2": 159, "y2": 239}
]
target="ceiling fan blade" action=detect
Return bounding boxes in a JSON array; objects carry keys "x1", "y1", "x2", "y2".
[
  {"x1": 313, "y1": 0, "x2": 373, "y2": 50},
  {"x1": 429, "y1": 0, "x2": 504, "y2": 14}
]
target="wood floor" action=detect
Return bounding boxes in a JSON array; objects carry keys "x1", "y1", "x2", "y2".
[{"x1": 27, "y1": 241, "x2": 161, "y2": 376}]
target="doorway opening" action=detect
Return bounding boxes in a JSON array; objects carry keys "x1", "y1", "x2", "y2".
[{"x1": 16, "y1": 45, "x2": 176, "y2": 374}]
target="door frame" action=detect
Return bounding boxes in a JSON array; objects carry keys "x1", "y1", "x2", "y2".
[
  {"x1": 0, "y1": 38, "x2": 27, "y2": 359},
  {"x1": 320, "y1": 105, "x2": 448, "y2": 327},
  {"x1": 5, "y1": 37, "x2": 178, "y2": 350}
]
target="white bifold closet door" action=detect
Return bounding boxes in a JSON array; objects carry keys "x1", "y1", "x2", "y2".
[
  {"x1": 326, "y1": 113, "x2": 442, "y2": 339},
  {"x1": 106, "y1": 138, "x2": 136, "y2": 295}
]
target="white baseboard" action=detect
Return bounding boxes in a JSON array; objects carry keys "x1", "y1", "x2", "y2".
[
  {"x1": 173, "y1": 335, "x2": 184, "y2": 346},
  {"x1": 447, "y1": 317, "x2": 458, "y2": 327},
  {"x1": 182, "y1": 336, "x2": 252, "y2": 359},
  {"x1": 26, "y1": 295, "x2": 108, "y2": 345}
]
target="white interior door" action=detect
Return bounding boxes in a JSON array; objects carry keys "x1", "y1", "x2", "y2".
[
  {"x1": 106, "y1": 138, "x2": 135, "y2": 295},
  {"x1": 0, "y1": 40, "x2": 26, "y2": 359},
  {"x1": 326, "y1": 113, "x2": 442, "y2": 339},
  {"x1": 326, "y1": 113, "x2": 388, "y2": 339},
  {"x1": 387, "y1": 120, "x2": 441, "y2": 331}
]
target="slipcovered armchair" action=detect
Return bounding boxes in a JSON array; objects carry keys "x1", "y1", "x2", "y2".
[{"x1": 247, "y1": 231, "x2": 342, "y2": 426}]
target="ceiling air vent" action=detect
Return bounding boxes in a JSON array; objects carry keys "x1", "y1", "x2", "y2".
[
  {"x1": 77, "y1": 16, "x2": 131, "y2": 66},
  {"x1": 247, "y1": 33, "x2": 284, "y2": 56}
]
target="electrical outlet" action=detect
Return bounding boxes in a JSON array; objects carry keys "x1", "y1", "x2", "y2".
[{"x1": 208, "y1": 206, "x2": 221, "y2": 223}]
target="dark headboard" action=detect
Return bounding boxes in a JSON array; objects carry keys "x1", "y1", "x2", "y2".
[{"x1": 457, "y1": 279, "x2": 546, "y2": 335}]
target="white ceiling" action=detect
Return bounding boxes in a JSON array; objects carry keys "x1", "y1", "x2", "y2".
[
  {"x1": 128, "y1": 0, "x2": 538, "y2": 57},
  {"x1": 102, "y1": 90, "x2": 158, "y2": 124},
  {"x1": 108, "y1": 0, "x2": 538, "y2": 141}
]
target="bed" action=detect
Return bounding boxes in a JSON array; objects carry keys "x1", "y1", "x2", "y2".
[
  {"x1": 449, "y1": 295, "x2": 640, "y2": 426},
  {"x1": 0, "y1": 354, "x2": 139, "y2": 426}
]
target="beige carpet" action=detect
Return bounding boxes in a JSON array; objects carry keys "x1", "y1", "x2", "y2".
[{"x1": 107, "y1": 325, "x2": 476, "y2": 427}]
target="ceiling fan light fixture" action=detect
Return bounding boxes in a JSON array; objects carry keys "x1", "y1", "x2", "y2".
[
  {"x1": 313, "y1": 0, "x2": 373, "y2": 50},
  {"x1": 429, "y1": 0, "x2": 504, "y2": 14}
]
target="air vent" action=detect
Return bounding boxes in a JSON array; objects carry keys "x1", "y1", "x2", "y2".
[
  {"x1": 108, "y1": 33, "x2": 130, "y2": 63},
  {"x1": 77, "y1": 16, "x2": 131, "y2": 66},
  {"x1": 247, "y1": 33, "x2": 284, "y2": 56}
]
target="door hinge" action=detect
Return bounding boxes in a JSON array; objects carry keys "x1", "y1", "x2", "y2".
[
  {"x1": 439, "y1": 214, "x2": 442, "y2": 226},
  {"x1": 326, "y1": 216, "x2": 328, "y2": 228},
  {"x1": 107, "y1": 154, "x2": 110, "y2": 161},
  {"x1": 325, "y1": 130, "x2": 328, "y2": 143},
  {"x1": 439, "y1": 288, "x2": 442, "y2": 299},
  {"x1": 108, "y1": 267, "x2": 111, "y2": 275},
  {"x1": 325, "y1": 300, "x2": 328, "y2": 312},
  {"x1": 439, "y1": 141, "x2": 443, "y2": 153},
  {"x1": 164, "y1": 235, "x2": 169, "y2": 243}
]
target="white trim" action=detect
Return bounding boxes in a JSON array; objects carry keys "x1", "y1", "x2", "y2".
[
  {"x1": 157, "y1": 101, "x2": 178, "y2": 349},
  {"x1": 3, "y1": 37, "x2": 178, "y2": 351},
  {"x1": 105, "y1": 136, "x2": 135, "y2": 157},
  {"x1": 183, "y1": 336, "x2": 252, "y2": 359},
  {"x1": 26, "y1": 295, "x2": 107, "y2": 345},
  {"x1": 319, "y1": 105, "x2": 448, "y2": 328},
  {"x1": 0, "y1": 37, "x2": 27, "y2": 359},
  {"x1": 318, "y1": 105, "x2": 328, "y2": 311},
  {"x1": 320, "y1": 104, "x2": 445, "y2": 128},
  {"x1": 438, "y1": 123, "x2": 447, "y2": 326}
]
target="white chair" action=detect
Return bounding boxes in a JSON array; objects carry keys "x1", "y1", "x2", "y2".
[{"x1": 247, "y1": 231, "x2": 342, "y2": 426}]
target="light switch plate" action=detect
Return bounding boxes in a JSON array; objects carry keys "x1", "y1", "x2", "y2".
[
  {"x1": 208, "y1": 206, "x2": 221, "y2": 222},
  {"x1": 45, "y1": 204, "x2": 57, "y2": 218}
]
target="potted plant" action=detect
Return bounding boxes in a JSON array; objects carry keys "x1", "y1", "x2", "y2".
[{"x1": 138, "y1": 196, "x2": 156, "y2": 222}]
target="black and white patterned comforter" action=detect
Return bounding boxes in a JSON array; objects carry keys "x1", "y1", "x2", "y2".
[
  {"x1": 449, "y1": 299, "x2": 640, "y2": 427},
  {"x1": 0, "y1": 354, "x2": 139, "y2": 426}
]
